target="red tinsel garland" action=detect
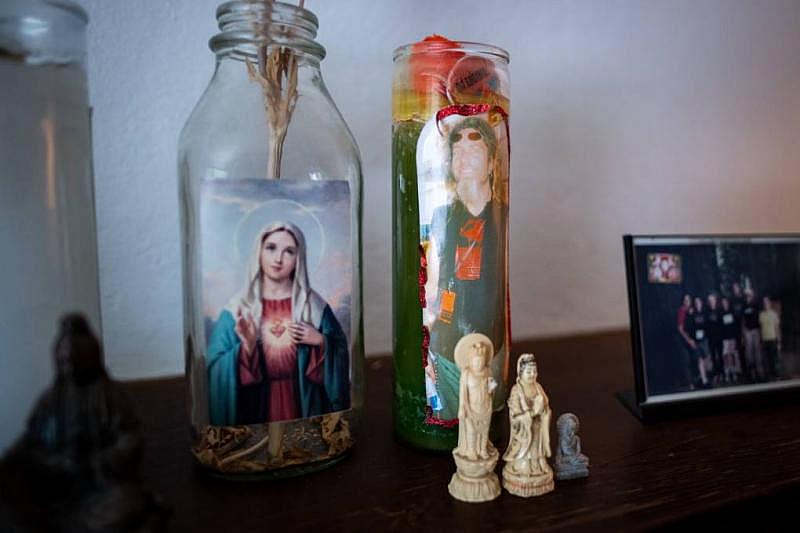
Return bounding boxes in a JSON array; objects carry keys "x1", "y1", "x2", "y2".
[
  {"x1": 420, "y1": 244, "x2": 459, "y2": 428},
  {"x1": 435, "y1": 104, "x2": 510, "y2": 157}
]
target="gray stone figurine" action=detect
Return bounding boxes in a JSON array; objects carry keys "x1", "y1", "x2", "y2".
[
  {"x1": 554, "y1": 413, "x2": 589, "y2": 480},
  {"x1": 0, "y1": 314, "x2": 169, "y2": 532}
]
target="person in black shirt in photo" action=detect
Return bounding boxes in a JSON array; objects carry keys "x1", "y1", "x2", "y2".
[
  {"x1": 731, "y1": 282, "x2": 746, "y2": 318},
  {"x1": 741, "y1": 289, "x2": 765, "y2": 382},
  {"x1": 687, "y1": 296, "x2": 713, "y2": 388},
  {"x1": 676, "y1": 294, "x2": 696, "y2": 389},
  {"x1": 706, "y1": 293, "x2": 723, "y2": 384},
  {"x1": 720, "y1": 296, "x2": 742, "y2": 383},
  {"x1": 731, "y1": 281, "x2": 746, "y2": 362}
]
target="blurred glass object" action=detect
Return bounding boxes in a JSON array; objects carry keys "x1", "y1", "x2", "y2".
[{"x1": 0, "y1": 0, "x2": 101, "y2": 451}]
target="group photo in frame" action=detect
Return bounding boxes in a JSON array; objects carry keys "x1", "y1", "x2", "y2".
[{"x1": 623, "y1": 235, "x2": 800, "y2": 419}]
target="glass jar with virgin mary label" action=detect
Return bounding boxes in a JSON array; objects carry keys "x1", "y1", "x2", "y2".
[
  {"x1": 178, "y1": 1, "x2": 363, "y2": 478},
  {"x1": 392, "y1": 37, "x2": 511, "y2": 450}
]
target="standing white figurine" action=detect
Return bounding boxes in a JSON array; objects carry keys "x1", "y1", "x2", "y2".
[
  {"x1": 448, "y1": 333, "x2": 501, "y2": 502},
  {"x1": 502, "y1": 353, "x2": 554, "y2": 497}
]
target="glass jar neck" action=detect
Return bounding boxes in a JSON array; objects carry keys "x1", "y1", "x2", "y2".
[
  {"x1": 213, "y1": 50, "x2": 322, "y2": 81},
  {"x1": 210, "y1": 1, "x2": 325, "y2": 63}
]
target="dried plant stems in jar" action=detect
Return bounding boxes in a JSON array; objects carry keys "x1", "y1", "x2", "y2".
[{"x1": 244, "y1": 0, "x2": 304, "y2": 179}]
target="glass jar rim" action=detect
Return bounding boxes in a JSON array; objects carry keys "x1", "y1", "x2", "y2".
[
  {"x1": 392, "y1": 40, "x2": 509, "y2": 63},
  {"x1": 215, "y1": 0, "x2": 318, "y2": 32},
  {"x1": 210, "y1": 0, "x2": 325, "y2": 60},
  {"x1": 0, "y1": 0, "x2": 88, "y2": 25},
  {"x1": 0, "y1": 0, "x2": 88, "y2": 65},
  {"x1": 45, "y1": 0, "x2": 88, "y2": 24}
]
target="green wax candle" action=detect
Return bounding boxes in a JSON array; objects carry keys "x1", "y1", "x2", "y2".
[
  {"x1": 392, "y1": 119, "x2": 458, "y2": 450},
  {"x1": 392, "y1": 37, "x2": 512, "y2": 451}
]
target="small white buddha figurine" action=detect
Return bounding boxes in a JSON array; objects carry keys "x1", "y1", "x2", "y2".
[
  {"x1": 502, "y1": 353, "x2": 554, "y2": 497},
  {"x1": 448, "y1": 333, "x2": 501, "y2": 503}
]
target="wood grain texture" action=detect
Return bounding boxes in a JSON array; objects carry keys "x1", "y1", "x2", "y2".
[{"x1": 125, "y1": 331, "x2": 800, "y2": 531}]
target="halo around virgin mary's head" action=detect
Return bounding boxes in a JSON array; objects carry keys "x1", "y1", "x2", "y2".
[{"x1": 233, "y1": 198, "x2": 326, "y2": 275}]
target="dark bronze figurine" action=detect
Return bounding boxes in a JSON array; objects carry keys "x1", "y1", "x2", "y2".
[{"x1": 0, "y1": 313, "x2": 169, "y2": 532}]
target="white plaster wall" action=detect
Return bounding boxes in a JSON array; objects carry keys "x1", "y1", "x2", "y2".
[{"x1": 73, "y1": 0, "x2": 800, "y2": 379}]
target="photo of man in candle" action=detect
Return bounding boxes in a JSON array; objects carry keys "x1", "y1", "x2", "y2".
[
  {"x1": 419, "y1": 112, "x2": 510, "y2": 423},
  {"x1": 196, "y1": 180, "x2": 353, "y2": 428}
]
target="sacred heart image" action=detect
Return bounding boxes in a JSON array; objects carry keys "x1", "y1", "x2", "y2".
[{"x1": 198, "y1": 179, "x2": 353, "y2": 427}]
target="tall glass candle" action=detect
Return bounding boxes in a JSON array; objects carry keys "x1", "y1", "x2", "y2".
[{"x1": 392, "y1": 37, "x2": 511, "y2": 450}]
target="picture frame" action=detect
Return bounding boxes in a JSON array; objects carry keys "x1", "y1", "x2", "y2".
[{"x1": 622, "y1": 234, "x2": 800, "y2": 421}]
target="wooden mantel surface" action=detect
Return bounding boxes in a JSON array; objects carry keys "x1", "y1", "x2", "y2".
[{"x1": 126, "y1": 331, "x2": 800, "y2": 531}]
